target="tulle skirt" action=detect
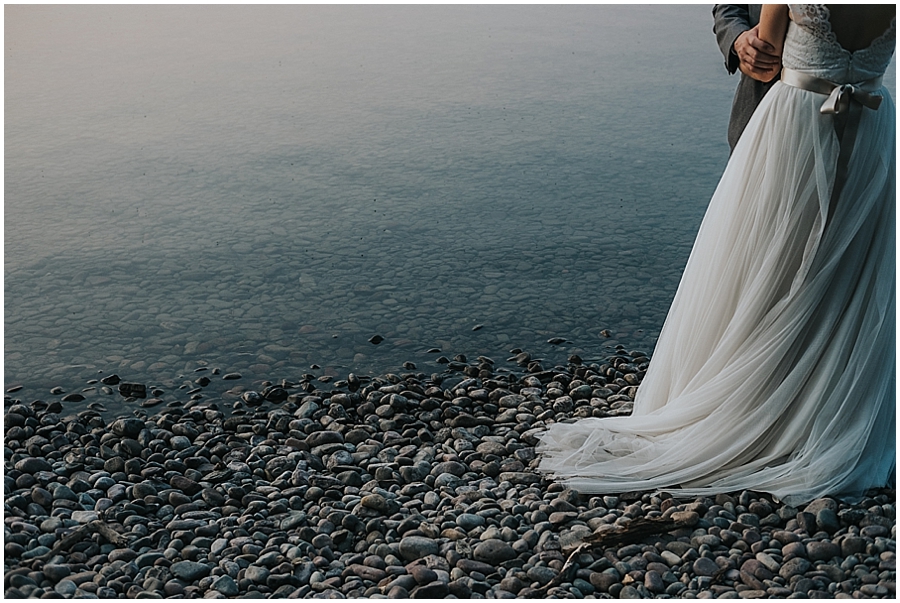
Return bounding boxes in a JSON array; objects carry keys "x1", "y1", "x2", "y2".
[{"x1": 537, "y1": 81, "x2": 896, "y2": 506}]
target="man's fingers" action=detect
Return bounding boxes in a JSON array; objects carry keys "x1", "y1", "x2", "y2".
[
  {"x1": 739, "y1": 61, "x2": 780, "y2": 82},
  {"x1": 748, "y1": 35, "x2": 777, "y2": 55},
  {"x1": 734, "y1": 26, "x2": 781, "y2": 79},
  {"x1": 739, "y1": 47, "x2": 780, "y2": 67}
]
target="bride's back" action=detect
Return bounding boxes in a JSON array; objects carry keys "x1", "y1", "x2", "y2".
[
  {"x1": 825, "y1": 5, "x2": 895, "y2": 52},
  {"x1": 784, "y1": 5, "x2": 895, "y2": 83}
]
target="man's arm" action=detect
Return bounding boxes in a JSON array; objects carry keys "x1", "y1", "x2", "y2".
[
  {"x1": 713, "y1": 4, "x2": 781, "y2": 81},
  {"x1": 713, "y1": 4, "x2": 753, "y2": 74}
]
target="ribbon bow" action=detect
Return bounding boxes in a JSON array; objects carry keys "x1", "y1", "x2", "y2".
[
  {"x1": 780, "y1": 67, "x2": 886, "y2": 227},
  {"x1": 819, "y1": 83, "x2": 883, "y2": 115}
]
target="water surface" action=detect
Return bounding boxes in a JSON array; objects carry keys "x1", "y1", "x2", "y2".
[{"x1": 7, "y1": 6, "x2": 892, "y2": 414}]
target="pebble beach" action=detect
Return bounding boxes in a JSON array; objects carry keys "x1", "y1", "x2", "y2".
[{"x1": 3, "y1": 346, "x2": 895, "y2": 599}]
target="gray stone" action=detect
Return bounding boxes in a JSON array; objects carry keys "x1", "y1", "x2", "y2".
[
  {"x1": 398, "y1": 536, "x2": 439, "y2": 561},
  {"x1": 433, "y1": 473, "x2": 463, "y2": 488},
  {"x1": 245, "y1": 565, "x2": 270, "y2": 583},
  {"x1": 803, "y1": 498, "x2": 838, "y2": 516},
  {"x1": 211, "y1": 575, "x2": 239, "y2": 596},
  {"x1": 860, "y1": 584, "x2": 889, "y2": 597},
  {"x1": 306, "y1": 430, "x2": 343, "y2": 447},
  {"x1": 410, "y1": 581, "x2": 449, "y2": 598},
  {"x1": 257, "y1": 551, "x2": 281, "y2": 567},
  {"x1": 170, "y1": 435, "x2": 191, "y2": 450},
  {"x1": 841, "y1": 536, "x2": 867, "y2": 557},
  {"x1": 210, "y1": 538, "x2": 229, "y2": 555},
  {"x1": 108, "y1": 549, "x2": 137, "y2": 563},
  {"x1": 473, "y1": 539, "x2": 516, "y2": 563},
  {"x1": 71, "y1": 510, "x2": 99, "y2": 523},
  {"x1": 408, "y1": 565, "x2": 437, "y2": 585},
  {"x1": 54, "y1": 580, "x2": 78, "y2": 596},
  {"x1": 280, "y1": 511, "x2": 307, "y2": 531},
  {"x1": 136, "y1": 552, "x2": 165, "y2": 568},
  {"x1": 692, "y1": 557, "x2": 719, "y2": 577},
  {"x1": 806, "y1": 540, "x2": 840, "y2": 562},
  {"x1": 52, "y1": 485, "x2": 78, "y2": 501},
  {"x1": 111, "y1": 418, "x2": 145, "y2": 438},
  {"x1": 497, "y1": 471, "x2": 541, "y2": 485},
  {"x1": 526, "y1": 565, "x2": 557, "y2": 586},
  {"x1": 644, "y1": 570, "x2": 666, "y2": 593},
  {"x1": 170, "y1": 561, "x2": 211, "y2": 582},
  {"x1": 42, "y1": 564, "x2": 71, "y2": 582},
  {"x1": 755, "y1": 552, "x2": 780, "y2": 573},
  {"x1": 22, "y1": 546, "x2": 52, "y2": 560},
  {"x1": 15, "y1": 457, "x2": 53, "y2": 474},
  {"x1": 816, "y1": 508, "x2": 840, "y2": 534},
  {"x1": 430, "y1": 461, "x2": 466, "y2": 477},
  {"x1": 778, "y1": 557, "x2": 810, "y2": 580},
  {"x1": 860, "y1": 525, "x2": 889, "y2": 539},
  {"x1": 169, "y1": 475, "x2": 201, "y2": 496},
  {"x1": 619, "y1": 585, "x2": 642, "y2": 598},
  {"x1": 39, "y1": 516, "x2": 63, "y2": 532},
  {"x1": 361, "y1": 494, "x2": 390, "y2": 512},
  {"x1": 456, "y1": 513, "x2": 485, "y2": 531}
]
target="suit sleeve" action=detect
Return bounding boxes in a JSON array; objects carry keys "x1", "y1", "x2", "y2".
[{"x1": 712, "y1": 5, "x2": 752, "y2": 74}]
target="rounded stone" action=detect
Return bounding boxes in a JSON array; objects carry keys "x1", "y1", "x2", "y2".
[
  {"x1": 408, "y1": 565, "x2": 437, "y2": 585},
  {"x1": 170, "y1": 561, "x2": 211, "y2": 582},
  {"x1": 54, "y1": 580, "x2": 77, "y2": 596},
  {"x1": 806, "y1": 540, "x2": 840, "y2": 562},
  {"x1": 473, "y1": 539, "x2": 516, "y2": 563},
  {"x1": 778, "y1": 557, "x2": 811, "y2": 580},
  {"x1": 526, "y1": 565, "x2": 558, "y2": 586},
  {"x1": 42, "y1": 564, "x2": 71, "y2": 582},
  {"x1": 15, "y1": 457, "x2": 53, "y2": 474},
  {"x1": 693, "y1": 556, "x2": 719, "y2": 577},
  {"x1": 398, "y1": 536, "x2": 439, "y2": 561},
  {"x1": 456, "y1": 513, "x2": 486, "y2": 531},
  {"x1": 211, "y1": 574, "x2": 239, "y2": 596},
  {"x1": 245, "y1": 565, "x2": 270, "y2": 583}
]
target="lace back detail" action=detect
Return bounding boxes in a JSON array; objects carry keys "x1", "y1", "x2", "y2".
[
  {"x1": 788, "y1": 4, "x2": 836, "y2": 43},
  {"x1": 783, "y1": 4, "x2": 895, "y2": 83}
]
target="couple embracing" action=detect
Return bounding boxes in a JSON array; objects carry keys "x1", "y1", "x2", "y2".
[{"x1": 538, "y1": 5, "x2": 896, "y2": 505}]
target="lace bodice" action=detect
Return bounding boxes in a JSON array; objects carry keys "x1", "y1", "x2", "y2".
[{"x1": 783, "y1": 5, "x2": 896, "y2": 83}]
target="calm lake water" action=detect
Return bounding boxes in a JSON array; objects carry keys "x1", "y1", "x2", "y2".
[{"x1": 5, "y1": 6, "x2": 895, "y2": 415}]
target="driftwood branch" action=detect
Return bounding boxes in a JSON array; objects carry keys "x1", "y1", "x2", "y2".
[
  {"x1": 529, "y1": 542, "x2": 594, "y2": 597},
  {"x1": 31, "y1": 520, "x2": 128, "y2": 561},
  {"x1": 586, "y1": 514, "x2": 698, "y2": 549},
  {"x1": 518, "y1": 513, "x2": 701, "y2": 596}
]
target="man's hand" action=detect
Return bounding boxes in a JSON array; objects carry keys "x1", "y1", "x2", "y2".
[{"x1": 734, "y1": 25, "x2": 781, "y2": 82}]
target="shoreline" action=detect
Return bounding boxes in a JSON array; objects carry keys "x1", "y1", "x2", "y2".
[{"x1": 4, "y1": 347, "x2": 895, "y2": 599}]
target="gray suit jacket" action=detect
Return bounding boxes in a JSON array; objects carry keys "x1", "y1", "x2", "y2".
[{"x1": 712, "y1": 5, "x2": 778, "y2": 150}]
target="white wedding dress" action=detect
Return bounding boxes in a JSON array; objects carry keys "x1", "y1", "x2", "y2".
[{"x1": 538, "y1": 5, "x2": 896, "y2": 505}]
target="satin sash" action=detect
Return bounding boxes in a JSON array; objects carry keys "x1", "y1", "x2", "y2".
[{"x1": 780, "y1": 68, "x2": 885, "y2": 223}]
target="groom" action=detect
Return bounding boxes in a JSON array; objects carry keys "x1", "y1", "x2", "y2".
[{"x1": 712, "y1": 5, "x2": 782, "y2": 150}]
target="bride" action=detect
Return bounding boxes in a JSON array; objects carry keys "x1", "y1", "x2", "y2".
[{"x1": 537, "y1": 5, "x2": 895, "y2": 505}]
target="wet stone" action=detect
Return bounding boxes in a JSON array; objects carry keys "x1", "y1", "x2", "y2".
[
  {"x1": 778, "y1": 557, "x2": 810, "y2": 580},
  {"x1": 408, "y1": 565, "x2": 437, "y2": 585},
  {"x1": 473, "y1": 539, "x2": 516, "y2": 563},
  {"x1": 693, "y1": 557, "x2": 719, "y2": 577},
  {"x1": 211, "y1": 575, "x2": 239, "y2": 596},
  {"x1": 42, "y1": 564, "x2": 72, "y2": 582},
  {"x1": 398, "y1": 536, "x2": 439, "y2": 561},
  {"x1": 806, "y1": 540, "x2": 840, "y2": 561},
  {"x1": 170, "y1": 561, "x2": 211, "y2": 582},
  {"x1": 527, "y1": 565, "x2": 558, "y2": 586},
  {"x1": 15, "y1": 457, "x2": 53, "y2": 474}
]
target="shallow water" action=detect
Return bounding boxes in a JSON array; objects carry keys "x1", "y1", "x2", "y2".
[{"x1": 5, "y1": 6, "x2": 895, "y2": 415}]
